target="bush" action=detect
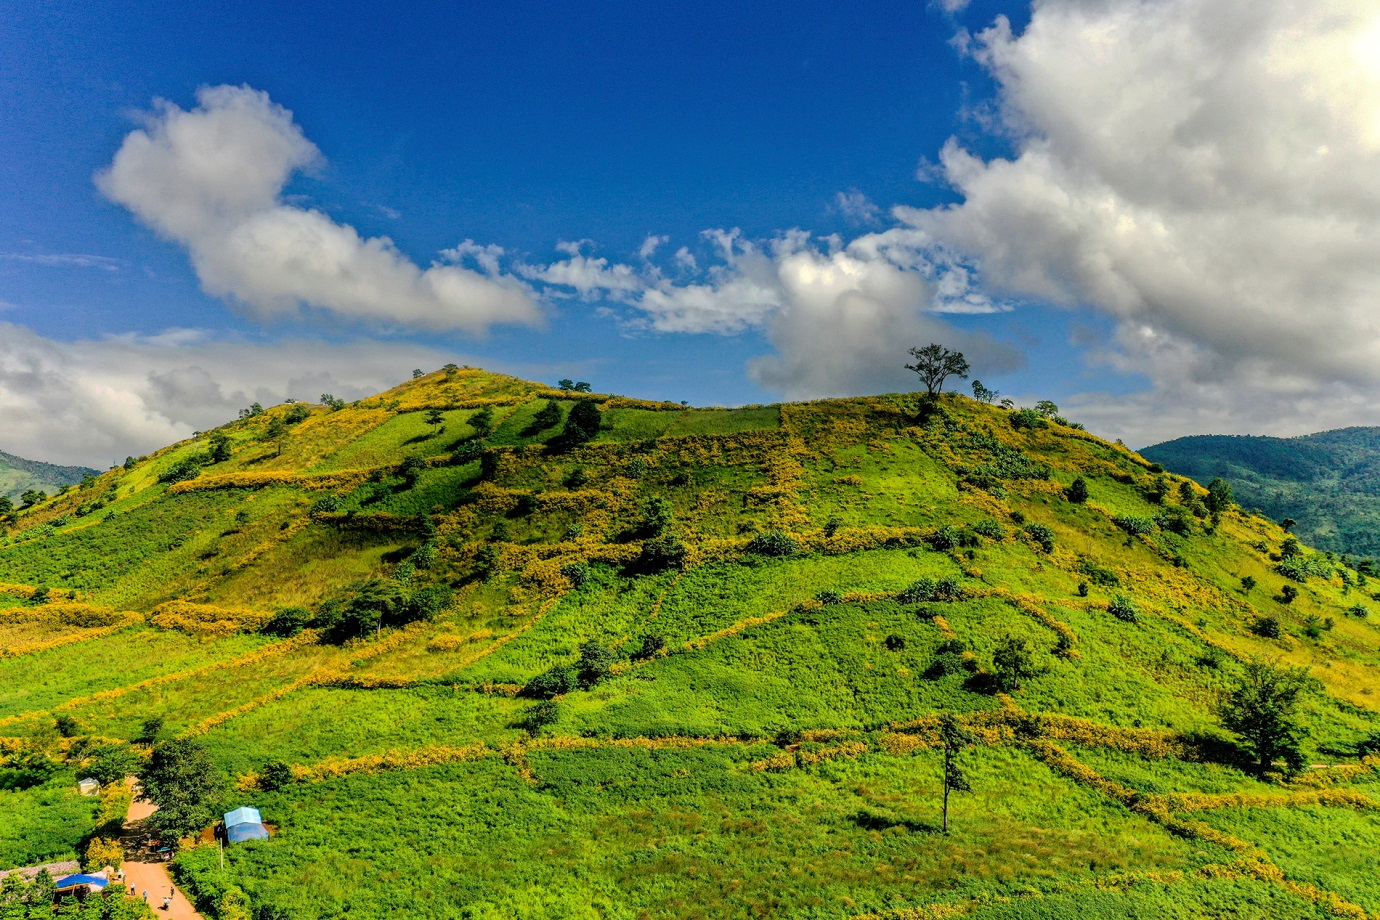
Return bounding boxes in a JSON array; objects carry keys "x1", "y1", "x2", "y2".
[
  {"x1": 562, "y1": 563, "x2": 591, "y2": 588},
  {"x1": 158, "y1": 457, "x2": 203, "y2": 484},
  {"x1": 563, "y1": 399, "x2": 602, "y2": 446},
  {"x1": 745, "y1": 530, "x2": 799, "y2": 557},
  {"x1": 526, "y1": 665, "x2": 577, "y2": 699},
  {"x1": 1347, "y1": 603, "x2": 1370, "y2": 618},
  {"x1": 577, "y1": 641, "x2": 615, "y2": 688},
  {"x1": 1252, "y1": 615, "x2": 1282, "y2": 638},
  {"x1": 925, "y1": 653, "x2": 965, "y2": 679},
  {"x1": 1107, "y1": 594, "x2": 1139, "y2": 623},
  {"x1": 1277, "y1": 585, "x2": 1298, "y2": 605},
  {"x1": 925, "y1": 526, "x2": 959, "y2": 551},
  {"x1": 899, "y1": 577, "x2": 938, "y2": 604},
  {"x1": 1066, "y1": 477, "x2": 1089, "y2": 504},
  {"x1": 1023, "y1": 523, "x2": 1055, "y2": 553},
  {"x1": 1009, "y1": 408, "x2": 1046, "y2": 430},
  {"x1": 815, "y1": 589, "x2": 843, "y2": 605},
  {"x1": 884, "y1": 634, "x2": 906, "y2": 651},
  {"x1": 972, "y1": 519, "x2": 1005, "y2": 540},
  {"x1": 635, "y1": 534, "x2": 687, "y2": 573},
  {"x1": 257, "y1": 760, "x2": 294, "y2": 792},
  {"x1": 310, "y1": 496, "x2": 340, "y2": 514},
  {"x1": 522, "y1": 700, "x2": 560, "y2": 737},
  {"x1": 1113, "y1": 515, "x2": 1155, "y2": 537},
  {"x1": 634, "y1": 634, "x2": 666, "y2": 660},
  {"x1": 261, "y1": 607, "x2": 310, "y2": 638}
]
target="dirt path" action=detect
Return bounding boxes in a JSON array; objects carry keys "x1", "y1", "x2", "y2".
[{"x1": 121, "y1": 779, "x2": 205, "y2": 920}]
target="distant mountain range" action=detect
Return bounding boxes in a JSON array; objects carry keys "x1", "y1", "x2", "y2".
[
  {"x1": 1143, "y1": 427, "x2": 1380, "y2": 559},
  {"x1": 0, "y1": 448, "x2": 96, "y2": 503}
]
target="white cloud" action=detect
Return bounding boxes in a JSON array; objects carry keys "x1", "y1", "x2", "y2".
[
  {"x1": 638, "y1": 235, "x2": 668, "y2": 260},
  {"x1": 0, "y1": 321, "x2": 479, "y2": 467},
  {"x1": 96, "y1": 85, "x2": 540, "y2": 333},
  {"x1": 3, "y1": 253, "x2": 124, "y2": 271},
  {"x1": 834, "y1": 190, "x2": 881, "y2": 225},
  {"x1": 905, "y1": 0, "x2": 1380, "y2": 438}
]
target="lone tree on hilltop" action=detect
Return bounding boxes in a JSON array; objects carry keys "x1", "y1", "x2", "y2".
[
  {"x1": 1219, "y1": 659, "x2": 1309, "y2": 777},
  {"x1": 905, "y1": 344, "x2": 969, "y2": 398},
  {"x1": 939, "y1": 714, "x2": 977, "y2": 834}
]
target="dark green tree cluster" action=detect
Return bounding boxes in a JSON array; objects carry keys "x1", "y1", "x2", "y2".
[
  {"x1": 139, "y1": 738, "x2": 226, "y2": 840},
  {"x1": 1219, "y1": 660, "x2": 1309, "y2": 777}
]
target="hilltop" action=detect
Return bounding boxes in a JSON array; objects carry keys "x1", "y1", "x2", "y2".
[
  {"x1": 0, "y1": 448, "x2": 95, "y2": 505},
  {"x1": 1144, "y1": 427, "x2": 1380, "y2": 558},
  {"x1": 2, "y1": 367, "x2": 1380, "y2": 920}
]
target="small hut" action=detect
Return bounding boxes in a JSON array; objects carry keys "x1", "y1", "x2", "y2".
[
  {"x1": 224, "y1": 806, "x2": 269, "y2": 843},
  {"x1": 76, "y1": 778, "x2": 100, "y2": 796}
]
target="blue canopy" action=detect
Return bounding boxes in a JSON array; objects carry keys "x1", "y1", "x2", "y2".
[
  {"x1": 56, "y1": 874, "x2": 108, "y2": 890},
  {"x1": 226, "y1": 821, "x2": 270, "y2": 843},
  {"x1": 224, "y1": 806, "x2": 262, "y2": 827}
]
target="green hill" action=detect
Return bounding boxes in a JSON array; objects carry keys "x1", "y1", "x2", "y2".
[
  {"x1": 1143, "y1": 428, "x2": 1380, "y2": 559},
  {"x1": 3, "y1": 368, "x2": 1380, "y2": 920},
  {"x1": 0, "y1": 448, "x2": 95, "y2": 504}
]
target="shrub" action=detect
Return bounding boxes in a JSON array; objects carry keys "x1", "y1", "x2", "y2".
[
  {"x1": 1107, "y1": 595, "x2": 1139, "y2": 623},
  {"x1": 1113, "y1": 515, "x2": 1155, "y2": 537},
  {"x1": 523, "y1": 700, "x2": 560, "y2": 737},
  {"x1": 925, "y1": 526, "x2": 958, "y2": 551},
  {"x1": 562, "y1": 563, "x2": 591, "y2": 588},
  {"x1": 925, "y1": 653, "x2": 965, "y2": 679},
  {"x1": 88, "y1": 743, "x2": 139, "y2": 786},
  {"x1": 626, "y1": 457, "x2": 649, "y2": 480},
  {"x1": 1241, "y1": 575, "x2": 1257, "y2": 593},
  {"x1": 1252, "y1": 615, "x2": 1282, "y2": 638},
  {"x1": 1066, "y1": 477, "x2": 1089, "y2": 504},
  {"x1": 257, "y1": 760, "x2": 294, "y2": 792},
  {"x1": 899, "y1": 577, "x2": 938, "y2": 604},
  {"x1": 158, "y1": 457, "x2": 202, "y2": 484},
  {"x1": 54, "y1": 714, "x2": 81, "y2": 738},
  {"x1": 1009, "y1": 408, "x2": 1046, "y2": 430},
  {"x1": 562, "y1": 399, "x2": 602, "y2": 446},
  {"x1": 884, "y1": 634, "x2": 906, "y2": 651},
  {"x1": 634, "y1": 634, "x2": 666, "y2": 660},
  {"x1": 526, "y1": 665, "x2": 577, "y2": 699},
  {"x1": 823, "y1": 516, "x2": 843, "y2": 538},
  {"x1": 310, "y1": 495, "x2": 340, "y2": 514},
  {"x1": 1277, "y1": 585, "x2": 1298, "y2": 605},
  {"x1": 815, "y1": 590, "x2": 843, "y2": 604},
  {"x1": 1347, "y1": 603, "x2": 1370, "y2": 618},
  {"x1": 1077, "y1": 582, "x2": 1089, "y2": 597},
  {"x1": 577, "y1": 641, "x2": 616, "y2": 688},
  {"x1": 261, "y1": 607, "x2": 310, "y2": 638},
  {"x1": 935, "y1": 577, "x2": 964, "y2": 601},
  {"x1": 1023, "y1": 523, "x2": 1055, "y2": 553},
  {"x1": 972, "y1": 519, "x2": 1005, "y2": 540},
  {"x1": 745, "y1": 530, "x2": 799, "y2": 557},
  {"x1": 635, "y1": 534, "x2": 687, "y2": 572}
]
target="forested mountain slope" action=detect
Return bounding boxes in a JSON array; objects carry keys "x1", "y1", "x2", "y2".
[
  {"x1": 1144, "y1": 427, "x2": 1380, "y2": 558},
  {"x1": 0, "y1": 448, "x2": 95, "y2": 505},
  {"x1": 3, "y1": 368, "x2": 1380, "y2": 920}
]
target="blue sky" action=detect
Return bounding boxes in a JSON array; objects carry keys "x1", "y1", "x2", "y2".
[{"x1": 2, "y1": 0, "x2": 1378, "y2": 465}]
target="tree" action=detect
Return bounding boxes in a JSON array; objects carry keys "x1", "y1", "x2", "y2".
[
  {"x1": 992, "y1": 635, "x2": 1038, "y2": 691},
  {"x1": 530, "y1": 399, "x2": 562, "y2": 432},
  {"x1": 563, "y1": 400, "x2": 602, "y2": 446},
  {"x1": 469, "y1": 406, "x2": 495, "y2": 437},
  {"x1": 971, "y1": 380, "x2": 998, "y2": 404},
  {"x1": 1206, "y1": 477, "x2": 1235, "y2": 514},
  {"x1": 577, "y1": 640, "x2": 616, "y2": 688},
  {"x1": 1219, "y1": 660, "x2": 1310, "y2": 777},
  {"x1": 135, "y1": 716, "x2": 164, "y2": 746},
  {"x1": 1241, "y1": 575, "x2": 1257, "y2": 593},
  {"x1": 424, "y1": 408, "x2": 445, "y2": 436},
  {"x1": 257, "y1": 759, "x2": 294, "y2": 792},
  {"x1": 0, "y1": 496, "x2": 11, "y2": 516},
  {"x1": 557, "y1": 378, "x2": 575, "y2": 391},
  {"x1": 1034, "y1": 399, "x2": 1059, "y2": 418},
  {"x1": 238, "y1": 402, "x2": 264, "y2": 420},
  {"x1": 412, "y1": 368, "x2": 424, "y2": 378},
  {"x1": 320, "y1": 393, "x2": 346, "y2": 410},
  {"x1": 261, "y1": 415, "x2": 288, "y2": 457},
  {"x1": 54, "y1": 715, "x2": 81, "y2": 738},
  {"x1": 139, "y1": 738, "x2": 226, "y2": 840},
  {"x1": 1066, "y1": 477, "x2": 1089, "y2": 504},
  {"x1": 939, "y1": 714, "x2": 977, "y2": 834},
  {"x1": 905, "y1": 344, "x2": 969, "y2": 398},
  {"x1": 88, "y1": 742, "x2": 140, "y2": 786},
  {"x1": 1281, "y1": 517, "x2": 1297, "y2": 533},
  {"x1": 207, "y1": 433, "x2": 233, "y2": 464},
  {"x1": 20, "y1": 488, "x2": 44, "y2": 508}
]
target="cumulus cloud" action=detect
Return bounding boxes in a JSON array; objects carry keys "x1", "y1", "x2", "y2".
[
  {"x1": 834, "y1": 190, "x2": 881, "y2": 226},
  {"x1": 96, "y1": 85, "x2": 540, "y2": 333},
  {"x1": 907, "y1": 0, "x2": 1380, "y2": 437},
  {"x1": 0, "y1": 322, "x2": 478, "y2": 466}
]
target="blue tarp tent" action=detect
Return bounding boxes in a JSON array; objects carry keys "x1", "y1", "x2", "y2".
[
  {"x1": 56, "y1": 874, "x2": 108, "y2": 891},
  {"x1": 224, "y1": 806, "x2": 270, "y2": 843}
]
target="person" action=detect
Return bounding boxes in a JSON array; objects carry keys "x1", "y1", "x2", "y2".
[
  {"x1": 162, "y1": 895, "x2": 172, "y2": 910},
  {"x1": 129, "y1": 884, "x2": 135, "y2": 895},
  {"x1": 142, "y1": 889, "x2": 148, "y2": 901}
]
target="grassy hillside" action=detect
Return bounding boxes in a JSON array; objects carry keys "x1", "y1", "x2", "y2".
[
  {"x1": 0, "y1": 447, "x2": 95, "y2": 504},
  {"x1": 1143, "y1": 428, "x2": 1380, "y2": 559},
  {"x1": 2, "y1": 368, "x2": 1380, "y2": 919}
]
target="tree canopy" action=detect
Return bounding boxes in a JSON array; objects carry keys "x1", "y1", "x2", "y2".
[{"x1": 905, "y1": 344, "x2": 970, "y2": 398}]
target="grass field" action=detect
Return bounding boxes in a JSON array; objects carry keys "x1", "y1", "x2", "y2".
[{"x1": 2, "y1": 368, "x2": 1379, "y2": 919}]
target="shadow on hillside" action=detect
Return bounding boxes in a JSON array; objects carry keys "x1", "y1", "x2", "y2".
[{"x1": 850, "y1": 810, "x2": 939, "y2": 834}]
